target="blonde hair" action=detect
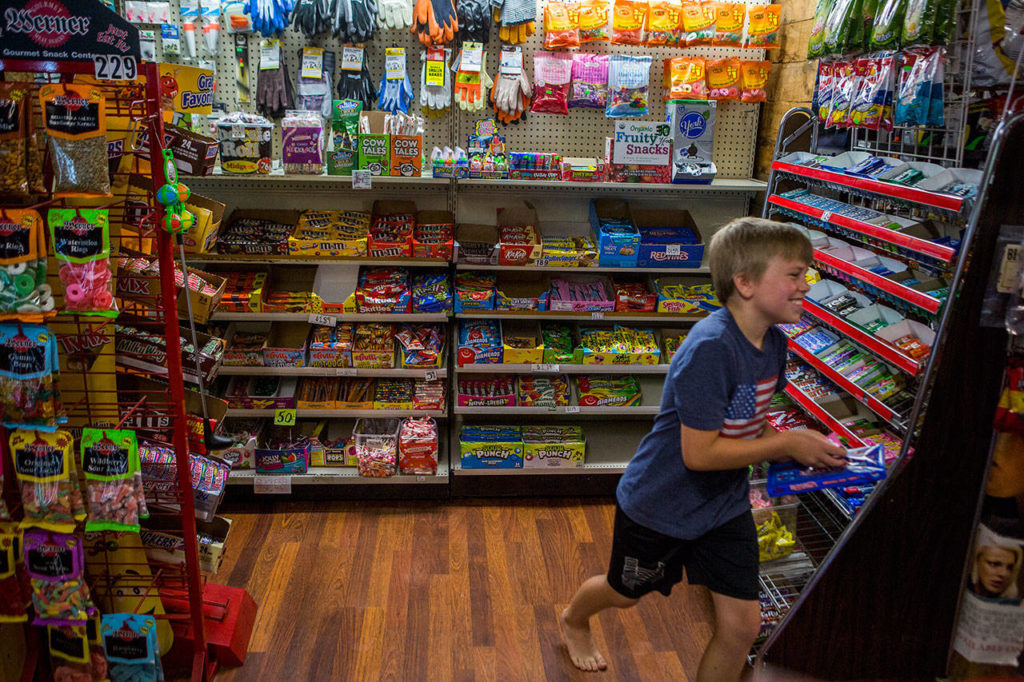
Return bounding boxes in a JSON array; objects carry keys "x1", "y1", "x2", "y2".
[
  {"x1": 971, "y1": 542, "x2": 1023, "y2": 599},
  {"x1": 708, "y1": 218, "x2": 813, "y2": 303}
]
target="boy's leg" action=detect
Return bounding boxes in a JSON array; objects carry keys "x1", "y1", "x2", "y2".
[
  {"x1": 561, "y1": 574, "x2": 639, "y2": 672},
  {"x1": 696, "y1": 591, "x2": 761, "y2": 682}
]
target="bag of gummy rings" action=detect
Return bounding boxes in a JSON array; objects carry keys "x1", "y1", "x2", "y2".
[
  {"x1": 645, "y1": 0, "x2": 682, "y2": 46},
  {"x1": 81, "y1": 428, "x2": 148, "y2": 533},
  {"x1": 48, "y1": 208, "x2": 116, "y2": 317},
  {"x1": 531, "y1": 52, "x2": 574, "y2": 115},
  {"x1": 849, "y1": 55, "x2": 895, "y2": 129},
  {"x1": 0, "y1": 208, "x2": 52, "y2": 321},
  {"x1": 664, "y1": 57, "x2": 707, "y2": 100},
  {"x1": 743, "y1": 4, "x2": 781, "y2": 48},
  {"x1": 680, "y1": 0, "x2": 716, "y2": 46},
  {"x1": 707, "y1": 58, "x2": 742, "y2": 101},
  {"x1": 0, "y1": 526, "x2": 27, "y2": 622},
  {"x1": 412, "y1": 270, "x2": 452, "y2": 313},
  {"x1": 578, "y1": 0, "x2": 611, "y2": 41},
  {"x1": 713, "y1": 2, "x2": 744, "y2": 46},
  {"x1": 39, "y1": 84, "x2": 111, "y2": 197},
  {"x1": 24, "y1": 529, "x2": 96, "y2": 625},
  {"x1": 102, "y1": 613, "x2": 164, "y2": 682},
  {"x1": 0, "y1": 83, "x2": 31, "y2": 197},
  {"x1": 0, "y1": 324, "x2": 63, "y2": 429},
  {"x1": 610, "y1": 0, "x2": 647, "y2": 45},
  {"x1": 740, "y1": 60, "x2": 771, "y2": 103},
  {"x1": 544, "y1": 0, "x2": 581, "y2": 49},
  {"x1": 606, "y1": 55, "x2": 653, "y2": 117},
  {"x1": 11, "y1": 429, "x2": 82, "y2": 532},
  {"x1": 569, "y1": 54, "x2": 609, "y2": 109}
]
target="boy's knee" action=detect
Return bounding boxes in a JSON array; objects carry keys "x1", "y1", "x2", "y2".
[
  {"x1": 610, "y1": 592, "x2": 640, "y2": 609},
  {"x1": 714, "y1": 602, "x2": 761, "y2": 648}
]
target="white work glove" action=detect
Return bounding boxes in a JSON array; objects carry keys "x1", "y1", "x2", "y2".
[
  {"x1": 491, "y1": 69, "x2": 531, "y2": 122},
  {"x1": 420, "y1": 48, "x2": 452, "y2": 113},
  {"x1": 378, "y1": 0, "x2": 413, "y2": 28}
]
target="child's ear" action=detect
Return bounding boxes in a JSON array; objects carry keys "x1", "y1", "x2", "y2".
[{"x1": 733, "y1": 272, "x2": 756, "y2": 299}]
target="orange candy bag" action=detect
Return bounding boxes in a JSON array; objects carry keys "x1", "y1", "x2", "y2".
[
  {"x1": 740, "y1": 60, "x2": 771, "y2": 102},
  {"x1": 664, "y1": 57, "x2": 708, "y2": 100},
  {"x1": 545, "y1": 1, "x2": 581, "y2": 48},
  {"x1": 714, "y1": 2, "x2": 745, "y2": 46},
  {"x1": 611, "y1": 0, "x2": 647, "y2": 44},
  {"x1": 680, "y1": 0, "x2": 716, "y2": 45},
  {"x1": 646, "y1": 0, "x2": 682, "y2": 45},
  {"x1": 578, "y1": 0, "x2": 611, "y2": 41},
  {"x1": 707, "y1": 58, "x2": 741, "y2": 100},
  {"x1": 744, "y1": 4, "x2": 781, "y2": 48}
]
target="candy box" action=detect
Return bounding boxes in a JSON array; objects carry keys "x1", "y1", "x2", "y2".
[
  {"x1": 296, "y1": 377, "x2": 340, "y2": 409},
  {"x1": 612, "y1": 277, "x2": 658, "y2": 312},
  {"x1": 457, "y1": 319, "x2": 503, "y2": 365},
  {"x1": 413, "y1": 211, "x2": 455, "y2": 260},
  {"x1": 523, "y1": 427, "x2": 585, "y2": 468},
  {"x1": 578, "y1": 326, "x2": 661, "y2": 365},
  {"x1": 653, "y1": 277, "x2": 720, "y2": 314},
  {"x1": 225, "y1": 375, "x2": 298, "y2": 409},
  {"x1": 549, "y1": 275, "x2": 616, "y2": 312},
  {"x1": 605, "y1": 121, "x2": 673, "y2": 183},
  {"x1": 459, "y1": 433, "x2": 524, "y2": 469},
  {"x1": 357, "y1": 111, "x2": 390, "y2": 176},
  {"x1": 289, "y1": 211, "x2": 370, "y2": 257},
  {"x1": 262, "y1": 322, "x2": 310, "y2": 367},
  {"x1": 454, "y1": 223, "x2": 500, "y2": 265},
  {"x1": 115, "y1": 323, "x2": 224, "y2": 386},
  {"x1": 115, "y1": 248, "x2": 226, "y2": 325},
  {"x1": 322, "y1": 421, "x2": 357, "y2": 466},
  {"x1": 495, "y1": 272, "x2": 550, "y2": 311},
  {"x1": 632, "y1": 209, "x2": 704, "y2": 268},
  {"x1": 661, "y1": 328, "x2": 688, "y2": 362},
  {"x1": 255, "y1": 445, "x2": 309, "y2": 474},
  {"x1": 501, "y1": 320, "x2": 544, "y2": 364},
  {"x1": 136, "y1": 122, "x2": 219, "y2": 177},
  {"x1": 667, "y1": 100, "x2": 717, "y2": 184},
  {"x1": 369, "y1": 200, "x2": 416, "y2": 258},
  {"x1": 457, "y1": 376, "x2": 517, "y2": 407},
  {"x1": 352, "y1": 418, "x2": 401, "y2": 477},
  {"x1": 496, "y1": 206, "x2": 542, "y2": 267},
  {"x1": 141, "y1": 515, "x2": 232, "y2": 575},
  {"x1": 222, "y1": 323, "x2": 269, "y2": 366},
  {"x1": 216, "y1": 115, "x2": 274, "y2": 174},
  {"x1": 590, "y1": 199, "x2": 639, "y2": 267},
  {"x1": 390, "y1": 134, "x2": 423, "y2": 177}
]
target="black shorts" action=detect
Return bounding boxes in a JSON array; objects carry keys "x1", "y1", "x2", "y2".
[{"x1": 607, "y1": 504, "x2": 759, "y2": 601}]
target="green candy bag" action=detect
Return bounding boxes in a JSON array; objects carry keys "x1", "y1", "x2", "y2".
[
  {"x1": 902, "y1": 0, "x2": 937, "y2": 46},
  {"x1": 871, "y1": 0, "x2": 906, "y2": 49},
  {"x1": 808, "y1": 0, "x2": 835, "y2": 57},
  {"x1": 823, "y1": 0, "x2": 859, "y2": 55}
]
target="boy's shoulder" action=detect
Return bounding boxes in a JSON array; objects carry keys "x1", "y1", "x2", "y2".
[{"x1": 674, "y1": 310, "x2": 739, "y2": 365}]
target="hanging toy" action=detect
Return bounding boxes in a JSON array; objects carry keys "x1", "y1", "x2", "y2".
[{"x1": 156, "y1": 149, "x2": 193, "y2": 235}]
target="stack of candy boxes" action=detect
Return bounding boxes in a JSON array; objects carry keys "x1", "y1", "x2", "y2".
[{"x1": 459, "y1": 425, "x2": 586, "y2": 469}]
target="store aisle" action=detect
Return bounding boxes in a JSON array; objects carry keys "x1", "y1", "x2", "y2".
[{"x1": 214, "y1": 498, "x2": 716, "y2": 681}]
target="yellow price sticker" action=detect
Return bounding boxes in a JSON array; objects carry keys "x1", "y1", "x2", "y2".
[
  {"x1": 426, "y1": 60, "x2": 445, "y2": 87},
  {"x1": 274, "y1": 409, "x2": 297, "y2": 426}
]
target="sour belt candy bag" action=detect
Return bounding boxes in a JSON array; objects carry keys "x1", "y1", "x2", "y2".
[
  {"x1": 744, "y1": 4, "x2": 781, "y2": 48},
  {"x1": 814, "y1": 62, "x2": 835, "y2": 125},
  {"x1": 48, "y1": 208, "x2": 117, "y2": 317},
  {"x1": 606, "y1": 55, "x2": 653, "y2": 116},
  {"x1": 81, "y1": 428, "x2": 148, "y2": 533},
  {"x1": 11, "y1": 429, "x2": 81, "y2": 532},
  {"x1": 0, "y1": 83, "x2": 31, "y2": 197},
  {"x1": 0, "y1": 209, "x2": 52, "y2": 320},
  {"x1": 827, "y1": 61, "x2": 857, "y2": 128},
  {"x1": 24, "y1": 529, "x2": 96, "y2": 625},
  {"x1": 611, "y1": 0, "x2": 647, "y2": 44},
  {"x1": 681, "y1": 0, "x2": 716, "y2": 45},
  {"x1": 0, "y1": 324, "x2": 63, "y2": 429},
  {"x1": 39, "y1": 84, "x2": 111, "y2": 197}
]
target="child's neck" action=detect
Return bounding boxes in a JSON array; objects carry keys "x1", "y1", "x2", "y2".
[{"x1": 726, "y1": 302, "x2": 773, "y2": 351}]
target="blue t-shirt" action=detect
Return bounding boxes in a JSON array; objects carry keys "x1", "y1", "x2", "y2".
[{"x1": 616, "y1": 307, "x2": 788, "y2": 540}]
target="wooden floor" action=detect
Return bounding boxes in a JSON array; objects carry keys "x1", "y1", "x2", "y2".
[{"x1": 214, "y1": 497, "x2": 717, "y2": 681}]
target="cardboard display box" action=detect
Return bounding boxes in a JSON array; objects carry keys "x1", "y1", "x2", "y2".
[
  {"x1": 590, "y1": 199, "x2": 639, "y2": 268},
  {"x1": 632, "y1": 208, "x2": 705, "y2": 268},
  {"x1": 262, "y1": 322, "x2": 311, "y2": 368},
  {"x1": 496, "y1": 204, "x2": 542, "y2": 266},
  {"x1": 116, "y1": 247, "x2": 226, "y2": 325},
  {"x1": 358, "y1": 111, "x2": 390, "y2": 175}
]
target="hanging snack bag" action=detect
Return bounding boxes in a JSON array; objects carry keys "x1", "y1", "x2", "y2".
[
  {"x1": 849, "y1": 55, "x2": 895, "y2": 129},
  {"x1": 0, "y1": 83, "x2": 30, "y2": 197},
  {"x1": 814, "y1": 61, "x2": 835, "y2": 125},
  {"x1": 24, "y1": 529, "x2": 95, "y2": 625},
  {"x1": 611, "y1": 0, "x2": 648, "y2": 44},
  {"x1": 102, "y1": 613, "x2": 164, "y2": 681},
  {"x1": 895, "y1": 48, "x2": 942, "y2": 126},
  {"x1": 713, "y1": 2, "x2": 745, "y2": 46},
  {"x1": 0, "y1": 209, "x2": 51, "y2": 321},
  {"x1": 823, "y1": 0, "x2": 858, "y2": 55},
  {"x1": 81, "y1": 428, "x2": 147, "y2": 533},
  {"x1": 570, "y1": 54, "x2": 610, "y2": 109},
  {"x1": 740, "y1": 60, "x2": 771, "y2": 102},
  {"x1": 11, "y1": 429, "x2": 79, "y2": 532},
  {"x1": 0, "y1": 325, "x2": 63, "y2": 430},
  {"x1": 47, "y1": 624, "x2": 94, "y2": 682},
  {"x1": 827, "y1": 61, "x2": 858, "y2": 127},
  {"x1": 606, "y1": 55, "x2": 653, "y2": 116},
  {"x1": 707, "y1": 58, "x2": 742, "y2": 100},
  {"x1": 664, "y1": 57, "x2": 708, "y2": 100},
  {"x1": 646, "y1": 0, "x2": 682, "y2": 45},
  {"x1": 39, "y1": 84, "x2": 110, "y2": 197},
  {"x1": 928, "y1": 48, "x2": 945, "y2": 126},
  {"x1": 578, "y1": 0, "x2": 611, "y2": 41},
  {"x1": 545, "y1": 1, "x2": 581, "y2": 48},
  {"x1": 744, "y1": 4, "x2": 781, "y2": 48},
  {"x1": 871, "y1": 0, "x2": 905, "y2": 49},
  {"x1": 47, "y1": 208, "x2": 116, "y2": 317},
  {"x1": 807, "y1": 0, "x2": 835, "y2": 57},
  {"x1": 531, "y1": 52, "x2": 575, "y2": 115},
  {"x1": 681, "y1": 0, "x2": 716, "y2": 45},
  {"x1": 932, "y1": 0, "x2": 956, "y2": 45}
]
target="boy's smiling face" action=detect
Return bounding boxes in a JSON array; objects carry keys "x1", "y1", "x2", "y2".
[{"x1": 737, "y1": 255, "x2": 811, "y2": 325}]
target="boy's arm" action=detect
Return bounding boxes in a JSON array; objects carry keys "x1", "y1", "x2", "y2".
[{"x1": 680, "y1": 424, "x2": 846, "y2": 472}]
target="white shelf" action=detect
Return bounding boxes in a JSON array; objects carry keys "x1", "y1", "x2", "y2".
[
  {"x1": 454, "y1": 406, "x2": 659, "y2": 416},
  {"x1": 457, "y1": 178, "x2": 767, "y2": 193},
  {"x1": 210, "y1": 312, "x2": 450, "y2": 322},
  {"x1": 228, "y1": 462, "x2": 449, "y2": 486},
  {"x1": 225, "y1": 408, "x2": 446, "y2": 418},
  {"x1": 455, "y1": 311, "x2": 705, "y2": 323},
  {"x1": 455, "y1": 363, "x2": 669, "y2": 374},
  {"x1": 219, "y1": 366, "x2": 447, "y2": 378},
  {"x1": 451, "y1": 462, "x2": 627, "y2": 475},
  {"x1": 191, "y1": 169, "x2": 451, "y2": 186},
  {"x1": 455, "y1": 263, "x2": 711, "y2": 274},
  {"x1": 189, "y1": 255, "x2": 448, "y2": 267}
]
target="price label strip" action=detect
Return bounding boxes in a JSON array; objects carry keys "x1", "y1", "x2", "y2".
[
  {"x1": 308, "y1": 313, "x2": 337, "y2": 327},
  {"x1": 254, "y1": 475, "x2": 292, "y2": 495}
]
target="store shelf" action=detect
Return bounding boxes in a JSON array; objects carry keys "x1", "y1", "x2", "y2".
[
  {"x1": 457, "y1": 177, "x2": 767, "y2": 194},
  {"x1": 771, "y1": 161, "x2": 967, "y2": 213},
  {"x1": 210, "y1": 312, "x2": 450, "y2": 322},
  {"x1": 454, "y1": 406, "x2": 659, "y2": 416},
  {"x1": 455, "y1": 311, "x2": 706, "y2": 323},
  {"x1": 451, "y1": 461, "x2": 628, "y2": 475},
  {"x1": 768, "y1": 194, "x2": 958, "y2": 263},
  {"x1": 218, "y1": 366, "x2": 447, "y2": 378},
  {"x1": 224, "y1": 408, "x2": 446, "y2": 418},
  {"x1": 812, "y1": 249, "x2": 944, "y2": 315},
  {"x1": 801, "y1": 299, "x2": 925, "y2": 376},
  {"x1": 189, "y1": 170, "x2": 451, "y2": 190},
  {"x1": 783, "y1": 385, "x2": 864, "y2": 446},
  {"x1": 455, "y1": 262, "x2": 711, "y2": 274},
  {"x1": 787, "y1": 341, "x2": 904, "y2": 429},
  {"x1": 188, "y1": 255, "x2": 449, "y2": 267},
  {"x1": 227, "y1": 461, "x2": 449, "y2": 486},
  {"x1": 455, "y1": 363, "x2": 669, "y2": 374}
]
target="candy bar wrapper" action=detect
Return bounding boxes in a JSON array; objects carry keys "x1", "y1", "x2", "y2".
[
  {"x1": 81, "y1": 428, "x2": 147, "y2": 533},
  {"x1": 766, "y1": 444, "x2": 886, "y2": 496},
  {"x1": 24, "y1": 529, "x2": 95, "y2": 626},
  {"x1": 47, "y1": 208, "x2": 117, "y2": 317},
  {"x1": 12, "y1": 429, "x2": 80, "y2": 533}
]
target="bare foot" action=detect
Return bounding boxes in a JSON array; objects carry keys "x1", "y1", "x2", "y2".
[{"x1": 561, "y1": 608, "x2": 608, "y2": 672}]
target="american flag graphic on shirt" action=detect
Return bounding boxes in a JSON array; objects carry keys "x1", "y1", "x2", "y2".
[{"x1": 720, "y1": 376, "x2": 778, "y2": 440}]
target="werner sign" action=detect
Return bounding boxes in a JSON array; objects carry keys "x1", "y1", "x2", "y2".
[{"x1": 0, "y1": 0, "x2": 140, "y2": 64}]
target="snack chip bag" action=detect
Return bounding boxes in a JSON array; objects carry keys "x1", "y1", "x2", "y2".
[
  {"x1": 814, "y1": 61, "x2": 835, "y2": 125},
  {"x1": 849, "y1": 55, "x2": 895, "y2": 129},
  {"x1": 664, "y1": 57, "x2": 708, "y2": 100},
  {"x1": 681, "y1": 0, "x2": 716, "y2": 45},
  {"x1": 24, "y1": 529, "x2": 96, "y2": 626},
  {"x1": 740, "y1": 60, "x2": 771, "y2": 102},
  {"x1": 744, "y1": 4, "x2": 781, "y2": 48},
  {"x1": 707, "y1": 58, "x2": 742, "y2": 100},
  {"x1": 646, "y1": 0, "x2": 682, "y2": 45},
  {"x1": 578, "y1": 0, "x2": 611, "y2": 41},
  {"x1": 823, "y1": 0, "x2": 859, "y2": 55},
  {"x1": 39, "y1": 84, "x2": 111, "y2": 197},
  {"x1": 611, "y1": 0, "x2": 648, "y2": 44},
  {"x1": 714, "y1": 2, "x2": 745, "y2": 46},
  {"x1": 47, "y1": 208, "x2": 117, "y2": 317},
  {"x1": 81, "y1": 428, "x2": 148, "y2": 533},
  {"x1": 871, "y1": 0, "x2": 906, "y2": 49},
  {"x1": 807, "y1": 0, "x2": 834, "y2": 57},
  {"x1": 545, "y1": 1, "x2": 582, "y2": 48},
  {"x1": 0, "y1": 209, "x2": 51, "y2": 322},
  {"x1": 827, "y1": 60, "x2": 858, "y2": 128}
]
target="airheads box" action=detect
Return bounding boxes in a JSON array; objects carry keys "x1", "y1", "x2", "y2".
[
  {"x1": 667, "y1": 100, "x2": 717, "y2": 184},
  {"x1": 460, "y1": 440, "x2": 524, "y2": 469},
  {"x1": 358, "y1": 111, "x2": 390, "y2": 176}
]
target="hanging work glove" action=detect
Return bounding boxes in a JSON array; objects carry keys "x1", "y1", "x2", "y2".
[
  {"x1": 411, "y1": 0, "x2": 458, "y2": 44},
  {"x1": 456, "y1": 0, "x2": 489, "y2": 44},
  {"x1": 377, "y1": 52, "x2": 415, "y2": 113},
  {"x1": 250, "y1": 0, "x2": 296, "y2": 35},
  {"x1": 295, "y1": 49, "x2": 336, "y2": 118},
  {"x1": 453, "y1": 49, "x2": 492, "y2": 111},
  {"x1": 255, "y1": 52, "x2": 295, "y2": 118},
  {"x1": 338, "y1": 59, "x2": 377, "y2": 110},
  {"x1": 378, "y1": 0, "x2": 414, "y2": 28},
  {"x1": 493, "y1": 0, "x2": 535, "y2": 44},
  {"x1": 346, "y1": 0, "x2": 379, "y2": 41},
  {"x1": 490, "y1": 48, "x2": 531, "y2": 123},
  {"x1": 291, "y1": 0, "x2": 333, "y2": 35},
  {"x1": 420, "y1": 48, "x2": 452, "y2": 116}
]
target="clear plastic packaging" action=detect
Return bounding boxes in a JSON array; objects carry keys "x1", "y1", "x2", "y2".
[
  {"x1": 606, "y1": 54, "x2": 653, "y2": 116},
  {"x1": 47, "y1": 208, "x2": 116, "y2": 317},
  {"x1": 281, "y1": 110, "x2": 325, "y2": 175},
  {"x1": 531, "y1": 51, "x2": 574, "y2": 115},
  {"x1": 569, "y1": 54, "x2": 610, "y2": 109},
  {"x1": 39, "y1": 84, "x2": 110, "y2": 196}
]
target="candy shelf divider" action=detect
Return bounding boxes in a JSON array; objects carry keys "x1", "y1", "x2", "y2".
[
  {"x1": 227, "y1": 461, "x2": 450, "y2": 486},
  {"x1": 454, "y1": 363, "x2": 669, "y2": 375},
  {"x1": 782, "y1": 385, "x2": 865, "y2": 447},
  {"x1": 800, "y1": 299, "x2": 924, "y2": 376},
  {"x1": 191, "y1": 255, "x2": 450, "y2": 267},
  {"x1": 812, "y1": 249, "x2": 944, "y2": 314},
  {"x1": 452, "y1": 406, "x2": 660, "y2": 416},
  {"x1": 210, "y1": 312, "x2": 450, "y2": 322},
  {"x1": 455, "y1": 263, "x2": 711, "y2": 274},
  {"x1": 454, "y1": 311, "x2": 706, "y2": 323},
  {"x1": 218, "y1": 366, "x2": 447, "y2": 378},
  {"x1": 224, "y1": 408, "x2": 447, "y2": 418}
]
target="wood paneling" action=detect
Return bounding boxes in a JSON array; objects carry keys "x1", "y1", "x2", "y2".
[{"x1": 212, "y1": 498, "x2": 716, "y2": 681}]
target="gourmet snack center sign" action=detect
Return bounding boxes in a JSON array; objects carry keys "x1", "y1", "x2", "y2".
[{"x1": 0, "y1": 0, "x2": 140, "y2": 62}]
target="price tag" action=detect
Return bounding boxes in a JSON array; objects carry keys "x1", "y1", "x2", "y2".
[
  {"x1": 274, "y1": 409, "x2": 297, "y2": 426},
  {"x1": 997, "y1": 243, "x2": 1022, "y2": 294},
  {"x1": 385, "y1": 47, "x2": 406, "y2": 80},
  {"x1": 462, "y1": 42, "x2": 483, "y2": 73},
  {"x1": 259, "y1": 40, "x2": 281, "y2": 70},
  {"x1": 563, "y1": 406, "x2": 581, "y2": 414},
  {"x1": 591, "y1": 311, "x2": 604, "y2": 320},
  {"x1": 352, "y1": 170, "x2": 372, "y2": 189},
  {"x1": 230, "y1": 124, "x2": 245, "y2": 139},
  {"x1": 424, "y1": 370, "x2": 438, "y2": 381},
  {"x1": 308, "y1": 313, "x2": 336, "y2": 327},
  {"x1": 535, "y1": 257, "x2": 549, "y2": 267},
  {"x1": 341, "y1": 45, "x2": 364, "y2": 72},
  {"x1": 254, "y1": 475, "x2": 292, "y2": 494},
  {"x1": 426, "y1": 48, "x2": 446, "y2": 87},
  {"x1": 336, "y1": 367, "x2": 358, "y2": 376},
  {"x1": 531, "y1": 363, "x2": 560, "y2": 372},
  {"x1": 301, "y1": 47, "x2": 324, "y2": 79},
  {"x1": 820, "y1": 211, "x2": 833, "y2": 223},
  {"x1": 93, "y1": 55, "x2": 138, "y2": 81},
  {"x1": 666, "y1": 245, "x2": 681, "y2": 256},
  {"x1": 499, "y1": 48, "x2": 523, "y2": 76}
]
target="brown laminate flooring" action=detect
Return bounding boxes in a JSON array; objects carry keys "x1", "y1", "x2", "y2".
[{"x1": 213, "y1": 498, "x2": 717, "y2": 681}]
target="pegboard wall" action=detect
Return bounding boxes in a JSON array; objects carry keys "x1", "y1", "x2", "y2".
[{"x1": 126, "y1": 0, "x2": 765, "y2": 179}]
